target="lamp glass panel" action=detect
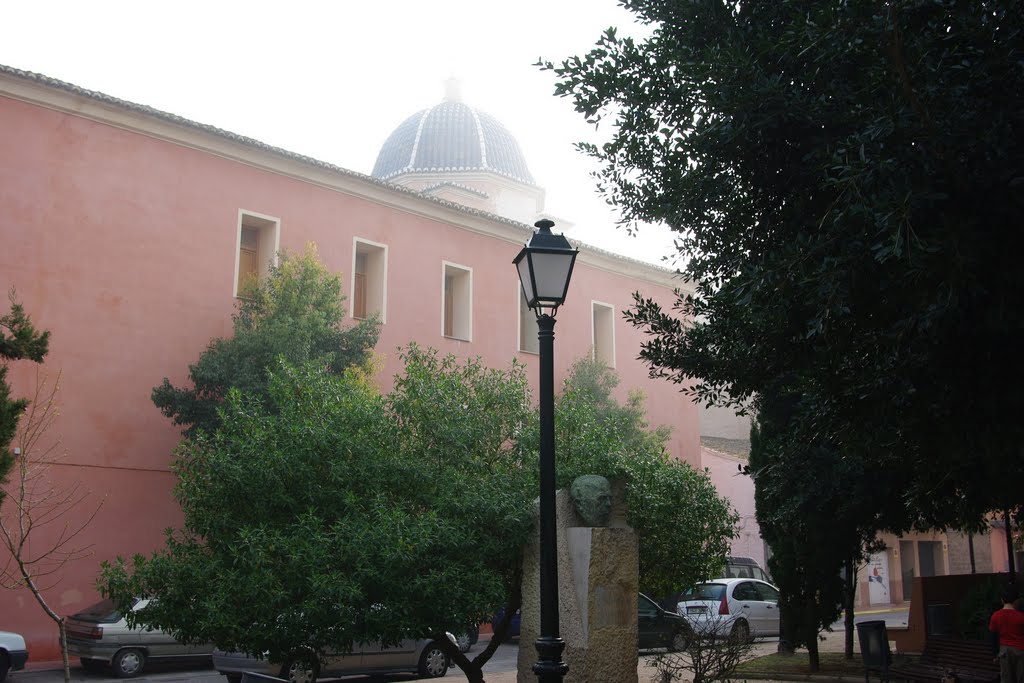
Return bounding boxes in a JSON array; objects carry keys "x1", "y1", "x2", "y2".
[
  {"x1": 516, "y1": 255, "x2": 536, "y2": 305},
  {"x1": 531, "y1": 252, "x2": 574, "y2": 302}
]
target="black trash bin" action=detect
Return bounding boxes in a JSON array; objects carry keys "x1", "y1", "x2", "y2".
[{"x1": 856, "y1": 620, "x2": 892, "y2": 683}]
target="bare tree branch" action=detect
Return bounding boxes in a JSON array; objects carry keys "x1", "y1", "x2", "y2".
[{"x1": 0, "y1": 368, "x2": 104, "y2": 683}]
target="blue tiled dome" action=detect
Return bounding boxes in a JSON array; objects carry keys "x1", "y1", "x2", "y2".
[{"x1": 372, "y1": 99, "x2": 536, "y2": 185}]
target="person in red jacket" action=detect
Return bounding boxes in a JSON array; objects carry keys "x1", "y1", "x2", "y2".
[{"x1": 990, "y1": 584, "x2": 1024, "y2": 683}]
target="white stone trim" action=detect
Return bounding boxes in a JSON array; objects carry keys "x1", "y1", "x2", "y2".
[
  {"x1": 351, "y1": 237, "x2": 389, "y2": 325},
  {"x1": 234, "y1": 209, "x2": 280, "y2": 298},
  {"x1": 591, "y1": 300, "x2": 616, "y2": 369},
  {"x1": 441, "y1": 261, "x2": 473, "y2": 342}
]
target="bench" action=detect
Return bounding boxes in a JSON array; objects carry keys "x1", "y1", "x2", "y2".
[{"x1": 889, "y1": 636, "x2": 999, "y2": 683}]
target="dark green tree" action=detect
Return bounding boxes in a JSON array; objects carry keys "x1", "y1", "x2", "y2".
[
  {"x1": 0, "y1": 291, "x2": 50, "y2": 507},
  {"x1": 749, "y1": 383, "x2": 894, "y2": 668},
  {"x1": 545, "y1": 0, "x2": 1024, "y2": 536},
  {"x1": 152, "y1": 246, "x2": 380, "y2": 438}
]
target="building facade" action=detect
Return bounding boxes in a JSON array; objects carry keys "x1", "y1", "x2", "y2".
[{"x1": 0, "y1": 66, "x2": 702, "y2": 658}]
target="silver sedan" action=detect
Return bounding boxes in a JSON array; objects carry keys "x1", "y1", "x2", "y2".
[{"x1": 213, "y1": 635, "x2": 452, "y2": 683}]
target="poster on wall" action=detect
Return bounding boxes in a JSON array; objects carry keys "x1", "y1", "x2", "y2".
[{"x1": 868, "y1": 551, "x2": 891, "y2": 605}]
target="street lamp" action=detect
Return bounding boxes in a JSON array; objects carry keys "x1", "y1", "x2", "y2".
[{"x1": 513, "y1": 218, "x2": 578, "y2": 683}]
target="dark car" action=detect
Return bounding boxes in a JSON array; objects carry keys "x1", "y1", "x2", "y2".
[
  {"x1": 491, "y1": 608, "x2": 521, "y2": 639},
  {"x1": 499, "y1": 596, "x2": 689, "y2": 651},
  {"x1": 638, "y1": 592, "x2": 691, "y2": 651}
]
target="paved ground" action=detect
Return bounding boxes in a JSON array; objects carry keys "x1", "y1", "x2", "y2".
[{"x1": 13, "y1": 604, "x2": 909, "y2": 683}]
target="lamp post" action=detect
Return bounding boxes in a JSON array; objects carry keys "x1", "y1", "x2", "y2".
[{"x1": 514, "y1": 219, "x2": 578, "y2": 683}]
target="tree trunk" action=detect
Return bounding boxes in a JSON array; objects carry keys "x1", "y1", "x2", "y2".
[
  {"x1": 777, "y1": 601, "x2": 796, "y2": 655},
  {"x1": 443, "y1": 571, "x2": 522, "y2": 683},
  {"x1": 1007, "y1": 509, "x2": 1017, "y2": 577},
  {"x1": 844, "y1": 555, "x2": 856, "y2": 659},
  {"x1": 805, "y1": 598, "x2": 820, "y2": 672},
  {"x1": 22, "y1": 572, "x2": 72, "y2": 682},
  {"x1": 59, "y1": 619, "x2": 70, "y2": 683}
]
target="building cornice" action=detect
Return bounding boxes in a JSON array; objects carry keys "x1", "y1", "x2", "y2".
[{"x1": 0, "y1": 65, "x2": 694, "y2": 294}]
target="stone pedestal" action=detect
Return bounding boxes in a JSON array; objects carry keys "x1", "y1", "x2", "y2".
[{"x1": 518, "y1": 489, "x2": 639, "y2": 683}]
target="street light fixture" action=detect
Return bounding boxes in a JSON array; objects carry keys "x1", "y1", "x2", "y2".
[{"x1": 513, "y1": 218, "x2": 578, "y2": 683}]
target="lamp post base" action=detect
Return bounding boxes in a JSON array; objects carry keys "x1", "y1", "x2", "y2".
[{"x1": 533, "y1": 636, "x2": 568, "y2": 682}]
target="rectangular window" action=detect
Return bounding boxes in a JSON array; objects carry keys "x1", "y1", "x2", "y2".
[
  {"x1": 442, "y1": 262, "x2": 472, "y2": 341},
  {"x1": 239, "y1": 228, "x2": 259, "y2": 285},
  {"x1": 592, "y1": 301, "x2": 616, "y2": 368},
  {"x1": 235, "y1": 210, "x2": 280, "y2": 297},
  {"x1": 518, "y1": 287, "x2": 539, "y2": 354},
  {"x1": 352, "y1": 238, "x2": 387, "y2": 323}
]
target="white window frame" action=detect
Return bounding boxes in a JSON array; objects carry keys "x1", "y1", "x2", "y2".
[
  {"x1": 233, "y1": 209, "x2": 280, "y2": 297},
  {"x1": 351, "y1": 237, "x2": 388, "y2": 324},
  {"x1": 441, "y1": 261, "x2": 473, "y2": 342},
  {"x1": 591, "y1": 300, "x2": 616, "y2": 368},
  {"x1": 517, "y1": 282, "x2": 539, "y2": 355}
]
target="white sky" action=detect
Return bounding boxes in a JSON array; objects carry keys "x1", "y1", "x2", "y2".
[{"x1": 1, "y1": 0, "x2": 683, "y2": 268}]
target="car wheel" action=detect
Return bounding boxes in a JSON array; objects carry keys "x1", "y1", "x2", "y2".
[
  {"x1": 111, "y1": 648, "x2": 146, "y2": 678},
  {"x1": 0, "y1": 652, "x2": 10, "y2": 683},
  {"x1": 225, "y1": 674, "x2": 243, "y2": 683},
  {"x1": 669, "y1": 626, "x2": 692, "y2": 652},
  {"x1": 417, "y1": 641, "x2": 449, "y2": 678},
  {"x1": 80, "y1": 657, "x2": 106, "y2": 673},
  {"x1": 455, "y1": 631, "x2": 473, "y2": 653},
  {"x1": 729, "y1": 619, "x2": 751, "y2": 644},
  {"x1": 281, "y1": 655, "x2": 319, "y2": 683}
]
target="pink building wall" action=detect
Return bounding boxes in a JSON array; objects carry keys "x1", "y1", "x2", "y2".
[
  {"x1": 0, "y1": 73, "x2": 700, "y2": 658},
  {"x1": 701, "y1": 448, "x2": 764, "y2": 567}
]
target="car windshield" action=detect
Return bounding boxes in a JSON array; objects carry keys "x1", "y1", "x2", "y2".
[
  {"x1": 681, "y1": 583, "x2": 726, "y2": 600},
  {"x1": 74, "y1": 598, "x2": 138, "y2": 623}
]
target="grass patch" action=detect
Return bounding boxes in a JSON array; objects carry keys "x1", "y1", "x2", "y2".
[{"x1": 737, "y1": 652, "x2": 879, "y2": 676}]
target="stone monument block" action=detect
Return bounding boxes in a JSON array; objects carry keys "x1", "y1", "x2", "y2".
[{"x1": 518, "y1": 480, "x2": 639, "y2": 683}]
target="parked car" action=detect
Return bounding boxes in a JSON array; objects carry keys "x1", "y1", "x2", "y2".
[
  {"x1": 213, "y1": 634, "x2": 454, "y2": 683},
  {"x1": 720, "y1": 556, "x2": 772, "y2": 583},
  {"x1": 454, "y1": 625, "x2": 479, "y2": 653},
  {"x1": 0, "y1": 631, "x2": 29, "y2": 682},
  {"x1": 659, "y1": 556, "x2": 774, "y2": 612},
  {"x1": 638, "y1": 592, "x2": 692, "y2": 651},
  {"x1": 65, "y1": 598, "x2": 214, "y2": 677},
  {"x1": 491, "y1": 608, "x2": 521, "y2": 639},
  {"x1": 676, "y1": 578, "x2": 781, "y2": 642},
  {"x1": 495, "y1": 596, "x2": 689, "y2": 652}
]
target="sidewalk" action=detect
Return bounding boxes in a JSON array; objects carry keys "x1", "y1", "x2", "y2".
[{"x1": 853, "y1": 601, "x2": 910, "y2": 617}]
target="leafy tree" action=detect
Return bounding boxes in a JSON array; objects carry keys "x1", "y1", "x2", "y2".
[
  {"x1": 552, "y1": 357, "x2": 736, "y2": 599},
  {"x1": 103, "y1": 352, "x2": 735, "y2": 683},
  {"x1": 544, "y1": 0, "x2": 1024, "y2": 531},
  {"x1": 108, "y1": 349, "x2": 535, "y2": 683},
  {"x1": 152, "y1": 245, "x2": 379, "y2": 437},
  {"x1": 0, "y1": 291, "x2": 50, "y2": 507}
]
